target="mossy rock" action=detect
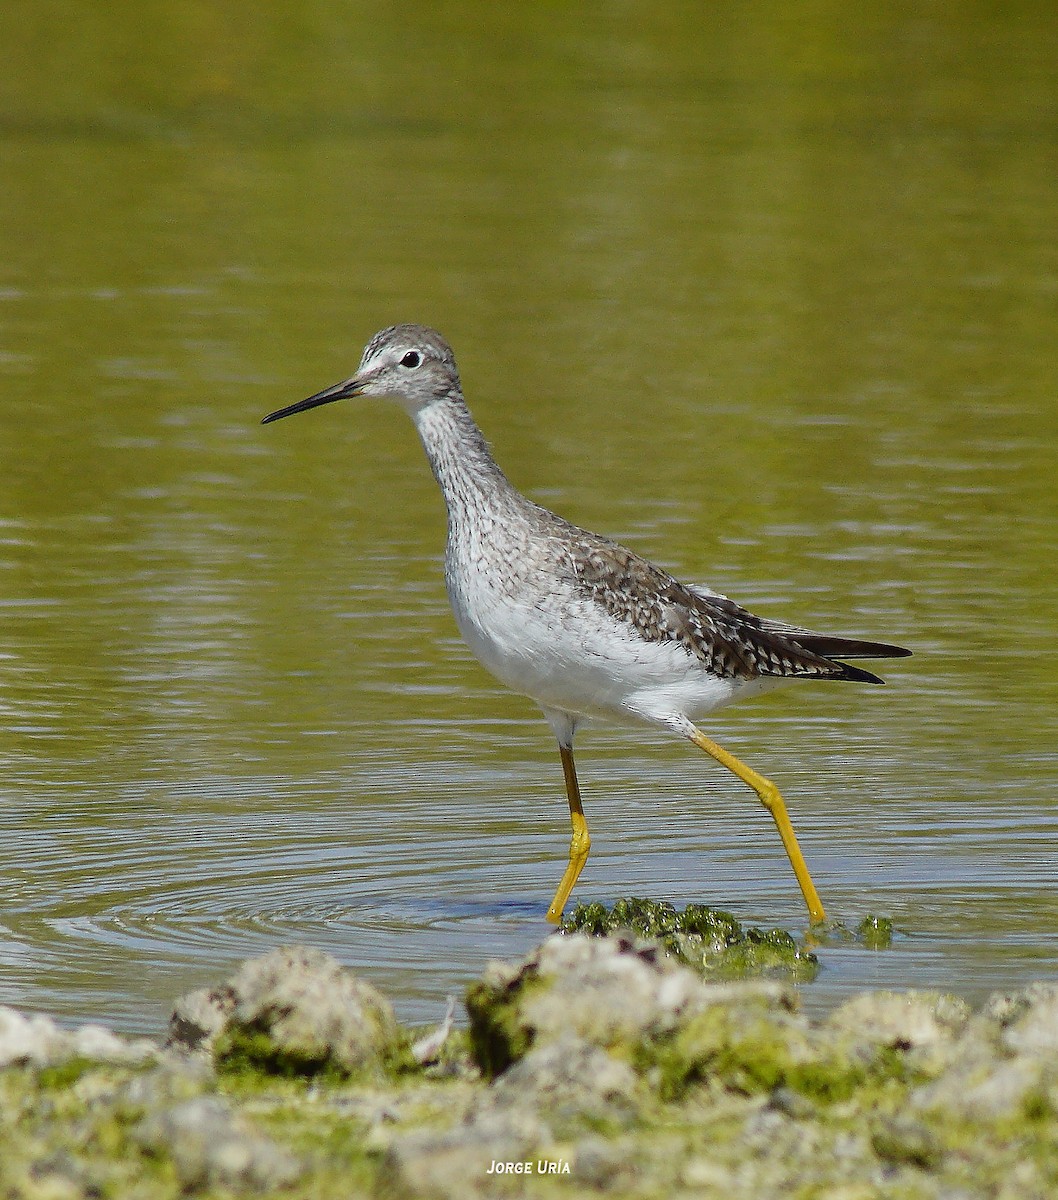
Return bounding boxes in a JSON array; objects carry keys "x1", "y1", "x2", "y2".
[
  {"x1": 465, "y1": 958, "x2": 541, "y2": 1079},
  {"x1": 562, "y1": 897, "x2": 819, "y2": 982},
  {"x1": 172, "y1": 946, "x2": 413, "y2": 1081},
  {"x1": 464, "y1": 930, "x2": 797, "y2": 1086}
]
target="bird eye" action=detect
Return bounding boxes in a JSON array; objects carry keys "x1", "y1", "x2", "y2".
[{"x1": 400, "y1": 350, "x2": 422, "y2": 368}]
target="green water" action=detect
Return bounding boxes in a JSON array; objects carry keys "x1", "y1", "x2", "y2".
[{"x1": 1, "y1": 4, "x2": 1056, "y2": 1033}]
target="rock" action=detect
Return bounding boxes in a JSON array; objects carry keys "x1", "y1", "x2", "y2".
[
  {"x1": 989, "y1": 982, "x2": 1058, "y2": 1057},
  {"x1": 0, "y1": 1008, "x2": 64, "y2": 1068},
  {"x1": 116, "y1": 1055, "x2": 213, "y2": 1117},
  {"x1": 826, "y1": 990, "x2": 970, "y2": 1051},
  {"x1": 870, "y1": 1114, "x2": 943, "y2": 1168},
  {"x1": 572, "y1": 1137, "x2": 638, "y2": 1189},
  {"x1": 0, "y1": 1006, "x2": 155, "y2": 1069},
  {"x1": 913, "y1": 1050, "x2": 1049, "y2": 1122},
  {"x1": 383, "y1": 1107, "x2": 549, "y2": 1200},
  {"x1": 22, "y1": 1150, "x2": 94, "y2": 1200},
  {"x1": 907, "y1": 982, "x2": 1058, "y2": 1122},
  {"x1": 824, "y1": 990, "x2": 970, "y2": 1078},
  {"x1": 488, "y1": 1033, "x2": 642, "y2": 1126},
  {"x1": 168, "y1": 945, "x2": 404, "y2": 1078},
  {"x1": 66, "y1": 1022, "x2": 156, "y2": 1065},
  {"x1": 767, "y1": 1085, "x2": 818, "y2": 1120},
  {"x1": 680, "y1": 1154, "x2": 737, "y2": 1191},
  {"x1": 166, "y1": 984, "x2": 236, "y2": 1055},
  {"x1": 136, "y1": 1095, "x2": 301, "y2": 1192},
  {"x1": 466, "y1": 931, "x2": 793, "y2": 1077}
]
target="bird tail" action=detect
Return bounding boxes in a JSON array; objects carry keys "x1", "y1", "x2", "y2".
[
  {"x1": 791, "y1": 636, "x2": 912, "y2": 686},
  {"x1": 792, "y1": 635, "x2": 912, "y2": 661}
]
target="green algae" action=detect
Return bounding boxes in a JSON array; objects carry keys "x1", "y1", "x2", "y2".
[
  {"x1": 33, "y1": 1057, "x2": 100, "y2": 1090},
  {"x1": 806, "y1": 912, "x2": 896, "y2": 949},
  {"x1": 561, "y1": 897, "x2": 820, "y2": 982},
  {"x1": 215, "y1": 1025, "x2": 352, "y2": 1081},
  {"x1": 858, "y1": 913, "x2": 895, "y2": 949},
  {"x1": 465, "y1": 962, "x2": 541, "y2": 1079},
  {"x1": 215, "y1": 1022, "x2": 419, "y2": 1083},
  {"x1": 634, "y1": 996, "x2": 922, "y2": 1105}
]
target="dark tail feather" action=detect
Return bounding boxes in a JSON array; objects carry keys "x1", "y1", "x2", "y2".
[
  {"x1": 795, "y1": 636, "x2": 912, "y2": 661},
  {"x1": 828, "y1": 660, "x2": 887, "y2": 685},
  {"x1": 796, "y1": 636, "x2": 911, "y2": 686}
]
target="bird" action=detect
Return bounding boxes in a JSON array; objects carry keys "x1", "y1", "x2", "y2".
[{"x1": 262, "y1": 324, "x2": 910, "y2": 926}]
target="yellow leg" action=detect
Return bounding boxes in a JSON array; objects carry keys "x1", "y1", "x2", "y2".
[
  {"x1": 687, "y1": 725, "x2": 827, "y2": 925},
  {"x1": 545, "y1": 744, "x2": 591, "y2": 924}
]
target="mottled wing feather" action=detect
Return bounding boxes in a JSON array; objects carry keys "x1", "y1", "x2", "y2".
[
  {"x1": 686, "y1": 585, "x2": 911, "y2": 662},
  {"x1": 562, "y1": 530, "x2": 908, "y2": 684},
  {"x1": 686, "y1": 585, "x2": 906, "y2": 662}
]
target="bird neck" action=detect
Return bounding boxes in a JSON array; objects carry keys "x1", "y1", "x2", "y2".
[{"x1": 411, "y1": 394, "x2": 522, "y2": 527}]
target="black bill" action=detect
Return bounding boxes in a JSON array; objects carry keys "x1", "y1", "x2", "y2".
[{"x1": 261, "y1": 376, "x2": 364, "y2": 424}]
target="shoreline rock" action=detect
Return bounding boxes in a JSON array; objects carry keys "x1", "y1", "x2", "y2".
[{"x1": 2, "y1": 922, "x2": 1057, "y2": 1198}]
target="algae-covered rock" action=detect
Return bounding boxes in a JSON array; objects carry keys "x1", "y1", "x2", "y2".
[
  {"x1": 137, "y1": 1095, "x2": 302, "y2": 1191},
  {"x1": 824, "y1": 990, "x2": 971, "y2": 1080},
  {"x1": 0, "y1": 1050, "x2": 214, "y2": 1199},
  {"x1": 166, "y1": 982, "x2": 237, "y2": 1056},
  {"x1": 562, "y1": 897, "x2": 820, "y2": 981},
  {"x1": 647, "y1": 985, "x2": 975, "y2": 1105},
  {"x1": 6, "y1": 942, "x2": 1058, "y2": 1200},
  {"x1": 168, "y1": 945, "x2": 406, "y2": 1079},
  {"x1": 466, "y1": 931, "x2": 698, "y2": 1075},
  {"x1": 464, "y1": 932, "x2": 977, "y2": 1110},
  {"x1": 909, "y1": 981, "x2": 1058, "y2": 1123},
  {"x1": 645, "y1": 986, "x2": 817, "y2": 1101},
  {"x1": 986, "y1": 980, "x2": 1058, "y2": 1057},
  {"x1": 489, "y1": 1033, "x2": 643, "y2": 1126},
  {"x1": 382, "y1": 1107, "x2": 550, "y2": 1200},
  {"x1": 466, "y1": 929, "x2": 794, "y2": 1079}
]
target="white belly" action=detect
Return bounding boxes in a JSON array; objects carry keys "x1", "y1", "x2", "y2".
[{"x1": 446, "y1": 567, "x2": 773, "y2": 728}]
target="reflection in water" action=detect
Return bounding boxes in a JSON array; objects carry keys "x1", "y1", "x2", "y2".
[{"x1": 1, "y1": 6, "x2": 1057, "y2": 1033}]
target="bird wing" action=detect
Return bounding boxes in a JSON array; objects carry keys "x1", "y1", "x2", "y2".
[
  {"x1": 543, "y1": 505, "x2": 909, "y2": 685},
  {"x1": 685, "y1": 584, "x2": 912, "y2": 663}
]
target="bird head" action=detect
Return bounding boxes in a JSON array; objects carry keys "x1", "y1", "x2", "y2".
[{"x1": 262, "y1": 324, "x2": 461, "y2": 425}]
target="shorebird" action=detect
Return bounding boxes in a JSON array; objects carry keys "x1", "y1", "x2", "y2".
[{"x1": 263, "y1": 324, "x2": 910, "y2": 925}]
